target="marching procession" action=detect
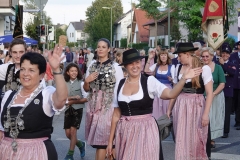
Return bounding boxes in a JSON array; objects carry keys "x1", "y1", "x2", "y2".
[{"x1": 0, "y1": 0, "x2": 240, "y2": 160}]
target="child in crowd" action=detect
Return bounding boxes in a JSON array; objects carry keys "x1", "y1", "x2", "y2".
[{"x1": 63, "y1": 63, "x2": 88, "y2": 160}]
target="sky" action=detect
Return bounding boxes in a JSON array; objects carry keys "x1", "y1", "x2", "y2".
[{"x1": 44, "y1": 0, "x2": 135, "y2": 25}]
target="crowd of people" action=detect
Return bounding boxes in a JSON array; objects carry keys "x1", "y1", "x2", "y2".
[{"x1": 0, "y1": 38, "x2": 239, "y2": 160}]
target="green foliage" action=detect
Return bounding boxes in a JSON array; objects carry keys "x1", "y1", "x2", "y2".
[
  {"x1": 170, "y1": 20, "x2": 182, "y2": 42},
  {"x1": 84, "y1": 0, "x2": 123, "y2": 47},
  {"x1": 225, "y1": 37, "x2": 236, "y2": 48},
  {"x1": 66, "y1": 42, "x2": 77, "y2": 48},
  {"x1": 128, "y1": 43, "x2": 148, "y2": 49},
  {"x1": 171, "y1": 0, "x2": 240, "y2": 41},
  {"x1": 120, "y1": 38, "x2": 127, "y2": 48},
  {"x1": 55, "y1": 28, "x2": 66, "y2": 43}
]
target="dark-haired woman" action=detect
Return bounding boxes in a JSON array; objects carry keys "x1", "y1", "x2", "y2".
[
  {"x1": 167, "y1": 43, "x2": 213, "y2": 160},
  {"x1": 0, "y1": 45, "x2": 67, "y2": 160},
  {"x1": 83, "y1": 38, "x2": 123, "y2": 159},
  {"x1": 63, "y1": 63, "x2": 88, "y2": 159}
]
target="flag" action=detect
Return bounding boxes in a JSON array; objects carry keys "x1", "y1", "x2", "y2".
[
  {"x1": 201, "y1": 0, "x2": 228, "y2": 50},
  {"x1": 13, "y1": 4, "x2": 23, "y2": 39}
]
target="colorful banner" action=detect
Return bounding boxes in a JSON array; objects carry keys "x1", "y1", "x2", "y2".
[{"x1": 201, "y1": 0, "x2": 228, "y2": 50}]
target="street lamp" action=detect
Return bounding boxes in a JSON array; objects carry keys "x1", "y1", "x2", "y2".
[{"x1": 102, "y1": 6, "x2": 113, "y2": 48}]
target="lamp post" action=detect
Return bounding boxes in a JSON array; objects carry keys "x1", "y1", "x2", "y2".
[{"x1": 102, "y1": 7, "x2": 113, "y2": 47}]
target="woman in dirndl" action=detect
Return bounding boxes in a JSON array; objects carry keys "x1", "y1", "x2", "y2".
[
  {"x1": 201, "y1": 47, "x2": 226, "y2": 148},
  {"x1": 106, "y1": 48, "x2": 203, "y2": 160},
  {"x1": 146, "y1": 49, "x2": 175, "y2": 119},
  {"x1": 0, "y1": 46, "x2": 68, "y2": 160},
  {"x1": 167, "y1": 43, "x2": 213, "y2": 160},
  {"x1": 83, "y1": 38, "x2": 123, "y2": 159}
]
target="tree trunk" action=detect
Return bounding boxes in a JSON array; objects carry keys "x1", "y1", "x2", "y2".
[{"x1": 155, "y1": 19, "x2": 158, "y2": 48}]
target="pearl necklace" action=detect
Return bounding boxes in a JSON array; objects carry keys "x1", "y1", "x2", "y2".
[
  {"x1": 18, "y1": 92, "x2": 31, "y2": 98},
  {"x1": 126, "y1": 78, "x2": 139, "y2": 84}
]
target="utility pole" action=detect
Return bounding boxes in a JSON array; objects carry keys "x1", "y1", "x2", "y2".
[{"x1": 168, "y1": 0, "x2": 170, "y2": 47}]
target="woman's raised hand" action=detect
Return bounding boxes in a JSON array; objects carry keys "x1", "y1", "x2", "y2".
[
  {"x1": 48, "y1": 44, "x2": 65, "y2": 71},
  {"x1": 183, "y1": 66, "x2": 202, "y2": 79}
]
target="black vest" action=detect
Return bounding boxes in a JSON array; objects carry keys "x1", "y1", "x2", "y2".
[
  {"x1": 117, "y1": 75, "x2": 153, "y2": 116},
  {"x1": 177, "y1": 65, "x2": 205, "y2": 94},
  {"x1": 1, "y1": 91, "x2": 53, "y2": 139}
]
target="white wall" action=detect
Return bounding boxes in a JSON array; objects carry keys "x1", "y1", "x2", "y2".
[
  {"x1": 133, "y1": 24, "x2": 138, "y2": 43},
  {"x1": 66, "y1": 23, "x2": 76, "y2": 42}
]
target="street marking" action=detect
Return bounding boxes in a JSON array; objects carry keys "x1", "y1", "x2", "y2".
[
  {"x1": 211, "y1": 153, "x2": 240, "y2": 160},
  {"x1": 162, "y1": 140, "x2": 231, "y2": 145}
]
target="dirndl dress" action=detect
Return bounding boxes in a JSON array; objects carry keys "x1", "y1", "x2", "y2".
[
  {"x1": 172, "y1": 93, "x2": 208, "y2": 160},
  {"x1": 209, "y1": 91, "x2": 225, "y2": 139},
  {"x1": 152, "y1": 84, "x2": 172, "y2": 119}
]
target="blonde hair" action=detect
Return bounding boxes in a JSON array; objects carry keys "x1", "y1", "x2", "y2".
[
  {"x1": 188, "y1": 51, "x2": 203, "y2": 88},
  {"x1": 201, "y1": 47, "x2": 214, "y2": 56},
  {"x1": 140, "y1": 49, "x2": 145, "y2": 56}
]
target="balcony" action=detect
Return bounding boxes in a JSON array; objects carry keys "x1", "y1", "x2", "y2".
[{"x1": 0, "y1": 0, "x2": 18, "y2": 16}]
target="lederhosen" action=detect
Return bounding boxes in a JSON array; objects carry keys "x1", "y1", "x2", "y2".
[
  {"x1": 177, "y1": 65, "x2": 211, "y2": 158},
  {"x1": 1, "y1": 91, "x2": 57, "y2": 160}
]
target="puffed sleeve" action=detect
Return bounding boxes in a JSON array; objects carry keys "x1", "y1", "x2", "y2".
[
  {"x1": 0, "y1": 90, "x2": 12, "y2": 131},
  {"x1": 149, "y1": 63, "x2": 157, "y2": 72},
  {"x1": 112, "y1": 80, "x2": 121, "y2": 108},
  {"x1": 201, "y1": 65, "x2": 213, "y2": 85},
  {"x1": 147, "y1": 76, "x2": 167, "y2": 99},
  {"x1": 173, "y1": 64, "x2": 180, "y2": 84},
  {"x1": 113, "y1": 63, "x2": 124, "y2": 82},
  {"x1": 170, "y1": 65, "x2": 175, "y2": 79},
  {"x1": 81, "y1": 82, "x2": 89, "y2": 98},
  {"x1": 42, "y1": 86, "x2": 60, "y2": 117}
]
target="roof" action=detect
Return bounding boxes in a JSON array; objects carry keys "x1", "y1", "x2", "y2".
[
  {"x1": 134, "y1": 9, "x2": 151, "y2": 42},
  {"x1": 142, "y1": 9, "x2": 174, "y2": 26},
  {"x1": 69, "y1": 20, "x2": 86, "y2": 31},
  {"x1": 114, "y1": 9, "x2": 133, "y2": 25}
]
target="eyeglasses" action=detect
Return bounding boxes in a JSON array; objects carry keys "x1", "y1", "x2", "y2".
[{"x1": 201, "y1": 55, "x2": 209, "y2": 58}]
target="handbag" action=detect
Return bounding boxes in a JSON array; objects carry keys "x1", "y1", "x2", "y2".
[{"x1": 156, "y1": 114, "x2": 173, "y2": 140}]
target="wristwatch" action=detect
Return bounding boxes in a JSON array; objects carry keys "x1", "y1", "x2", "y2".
[{"x1": 53, "y1": 69, "x2": 63, "y2": 75}]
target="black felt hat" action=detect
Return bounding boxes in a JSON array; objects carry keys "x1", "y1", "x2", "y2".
[
  {"x1": 173, "y1": 42, "x2": 198, "y2": 54},
  {"x1": 119, "y1": 49, "x2": 144, "y2": 66}
]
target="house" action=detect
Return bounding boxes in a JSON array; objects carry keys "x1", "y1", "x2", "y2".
[
  {"x1": 0, "y1": 0, "x2": 17, "y2": 35},
  {"x1": 113, "y1": 9, "x2": 134, "y2": 48},
  {"x1": 54, "y1": 23, "x2": 67, "y2": 31},
  {"x1": 142, "y1": 9, "x2": 188, "y2": 48},
  {"x1": 129, "y1": 9, "x2": 151, "y2": 45},
  {"x1": 66, "y1": 20, "x2": 88, "y2": 45}
]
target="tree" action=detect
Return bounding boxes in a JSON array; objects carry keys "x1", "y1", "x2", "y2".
[
  {"x1": 137, "y1": 0, "x2": 166, "y2": 47},
  {"x1": 55, "y1": 28, "x2": 66, "y2": 44},
  {"x1": 120, "y1": 38, "x2": 127, "y2": 48},
  {"x1": 170, "y1": 0, "x2": 240, "y2": 42},
  {"x1": 84, "y1": 0, "x2": 123, "y2": 47}
]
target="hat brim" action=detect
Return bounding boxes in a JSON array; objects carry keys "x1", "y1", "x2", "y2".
[
  {"x1": 119, "y1": 56, "x2": 145, "y2": 66},
  {"x1": 173, "y1": 48, "x2": 198, "y2": 54}
]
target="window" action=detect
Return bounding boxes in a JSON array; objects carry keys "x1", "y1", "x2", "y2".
[{"x1": 81, "y1": 33, "x2": 85, "y2": 37}]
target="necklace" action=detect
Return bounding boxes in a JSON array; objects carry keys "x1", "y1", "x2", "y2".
[
  {"x1": 4, "y1": 85, "x2": 44, "y2": 152},
  {"x1": 127, "y1": 78, "x2": 139, "y2": 84},
  {"x1": 18, "y1": 92, "x2": 31, "y2": 98}
]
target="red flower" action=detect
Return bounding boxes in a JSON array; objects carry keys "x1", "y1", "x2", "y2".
[{"x1": 212, "y1": 33, "x2": 218, "y2": 38}]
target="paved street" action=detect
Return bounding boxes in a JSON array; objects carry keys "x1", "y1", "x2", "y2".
[{"x1": 52, "y1": 109, "x2": 240, "y2": 160}]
